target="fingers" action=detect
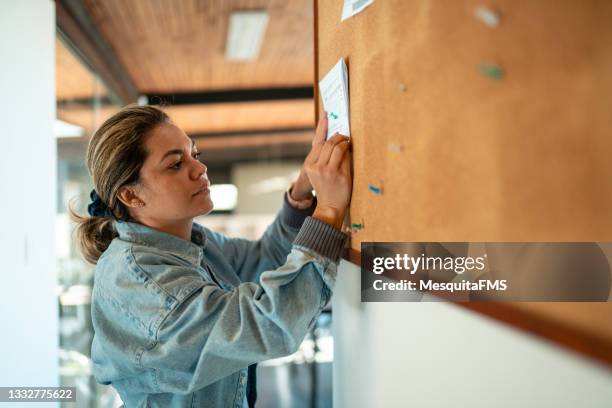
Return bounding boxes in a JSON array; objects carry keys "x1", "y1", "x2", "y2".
[
  {"x1": 328, "y1": 138, "x2": 351, "y2": 169},
  {"x1": 317, "y1": 134, "x2": 350, "y2": 165},
  {"x1": 340, "y1": 149, "x2": 352, "y2": 177},
  {"x1": 313, "y1": 110, "x2": 328, "y2": 146},
  {"x1": 306, "y1": 138, "x2": 325, "y2": 165},
  {"x1": 306, "y1": 131, "x2": 340, "y2": 165}
]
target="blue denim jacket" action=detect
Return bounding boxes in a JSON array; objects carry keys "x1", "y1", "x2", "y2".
[{"x1": 90, "y1": 193, "x2": 347, "y2": 407}]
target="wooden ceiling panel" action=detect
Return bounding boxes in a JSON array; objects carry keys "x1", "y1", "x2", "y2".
[
  {"x1": 163, "y1": 99, "x2": 314, "y2": 134},
  {"x1": 57, "y1": 99, "x2": 313, "y2": 135},
  {"x1": 57, "y1": 105, "x2": 120, "y2": 132},
  {"x1": 56, "y1": 38, "x2": 97, "y2": 100},
  {"x1": 196, "y1": 130, "x2": 312, "y2": 150},
  {"x1": 83, "y1": 0, "x2": 314, "y2": 93}
]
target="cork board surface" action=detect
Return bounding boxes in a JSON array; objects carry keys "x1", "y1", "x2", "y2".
[{"x1": 316, "y1": 0, "x2": 612, "y2": 363}]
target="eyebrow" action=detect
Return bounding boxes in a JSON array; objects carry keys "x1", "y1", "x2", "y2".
[{"x1": 160, "y1": 139, "x2": 196, "y2": 163}]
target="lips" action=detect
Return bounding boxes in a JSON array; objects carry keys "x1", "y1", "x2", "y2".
[{"x1": 193, "y1": 182, "x2": 210, "y2": 196}]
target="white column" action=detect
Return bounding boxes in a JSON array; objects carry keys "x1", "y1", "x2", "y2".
[{"x1": 0, "y1": 0, "x2": 58, "y2": 394}]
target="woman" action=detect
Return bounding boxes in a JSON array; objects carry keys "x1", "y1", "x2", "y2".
[{"x1": 70, "y1": 105, "x2": 352, "y2": 407}]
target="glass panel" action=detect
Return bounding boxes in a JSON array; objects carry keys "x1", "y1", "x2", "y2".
[{"x1": 56, "y1": 35, "x2": 122, "y2": 408}]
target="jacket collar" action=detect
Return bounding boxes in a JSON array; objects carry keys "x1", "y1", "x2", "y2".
[{"x1": 114, "y1": 220, "x2": 207, "y2": 266}]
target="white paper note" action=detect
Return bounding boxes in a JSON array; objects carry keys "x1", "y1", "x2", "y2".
[
  {"x1": 341, "y1": 0, "x2": 375, "y2": 21},
  {"x1": 318, "y1": 58, "x2": 350, "y2": 140}
]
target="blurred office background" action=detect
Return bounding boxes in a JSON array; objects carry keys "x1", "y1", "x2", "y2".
[{"x1": 2, "y1": 1, "x2": 330, "y2": 407}]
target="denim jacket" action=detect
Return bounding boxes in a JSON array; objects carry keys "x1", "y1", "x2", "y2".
[{"x1": 90, "y1": 193, "x2": 347, "y2": 407}]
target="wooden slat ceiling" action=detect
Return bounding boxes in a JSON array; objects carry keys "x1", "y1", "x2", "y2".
[
  {"x1": 56, "y1": 38, "x2": 98, "y2": 100},
  {"x1": 83, "y1": 0, "x2": 314, "y2": 92},
  {"x1": 197, "y1": 131, "x2": 312, "y2": 150},
  {"x1": 164, "y1": 100, "x2": 314, "y2": 134},
  {"x1": 57, "y1": 99, "x2": 313, "y2": 134},
  {"x1": 57, "y1": 105, "x2": 120, "y2": 132},
  {"x1": 56, "y1": 0, "x2": 315, "y2": 142}
]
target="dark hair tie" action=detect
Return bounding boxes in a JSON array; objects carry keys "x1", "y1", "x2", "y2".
[{"x1": 87, "y1": 189, "x2": 114, "y2": 218}]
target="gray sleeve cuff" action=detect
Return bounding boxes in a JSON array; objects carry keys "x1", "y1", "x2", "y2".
[
  {"x1": 280, "y1": 192, "x2": 317, "y2": 229},
  {"x1": 293, "y1": 216, "x2": 348, "y2": 263}
]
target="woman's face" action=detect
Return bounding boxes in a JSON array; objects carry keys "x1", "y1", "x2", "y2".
[{"x1": 132, "y1": 122, "x2": 213, "y2": 222}]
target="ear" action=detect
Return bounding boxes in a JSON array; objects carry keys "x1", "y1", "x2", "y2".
[{"x1": 116, "y1": 185, "x2": 144, "y2": 208}]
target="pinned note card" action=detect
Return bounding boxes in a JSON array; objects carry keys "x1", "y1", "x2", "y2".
[
  {"x1": 318, "y1": 58, "x2": 350, "y2": 140},
  {"x1": 341, "y1": 0, "x2": 375, "y2": 21}
]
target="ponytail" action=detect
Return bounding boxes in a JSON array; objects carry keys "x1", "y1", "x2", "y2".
[{"x1": 68, "y1": 198, "x2": 118, "y2": 265}]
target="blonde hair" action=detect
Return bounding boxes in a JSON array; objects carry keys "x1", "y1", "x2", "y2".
[{"x1": 69, "y1": 104, "x2": 170, "y2": 264}]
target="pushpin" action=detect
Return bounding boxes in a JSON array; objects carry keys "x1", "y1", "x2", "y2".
[
  {"x1": 351, "y1": 223, "x2": 363, "y2": 231},
  {"x1": 474, "y1": 5, "x2": 500, "y2": 28},
  {"x1": 479, "y1": 63, "x2": 504, "y2": 80},
  {"x1": 368, "y1": 185, "x2": 382, "y2": 195}
]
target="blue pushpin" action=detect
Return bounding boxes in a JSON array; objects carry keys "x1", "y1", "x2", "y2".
[{"x1": 368, "y1": 185, "x2": 382, "y2": 195}]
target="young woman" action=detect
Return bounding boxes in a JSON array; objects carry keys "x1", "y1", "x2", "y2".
[{"x1": 70, "y1": 105, "x2": 352, "y2": 407}]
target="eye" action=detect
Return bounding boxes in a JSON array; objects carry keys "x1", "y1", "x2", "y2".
[
  {"x1": 193, "y1": 152, "x2": 201, "y2": 159},
  {"x1": 170, "y1": 161, "x2": 182, "y2": 170}
]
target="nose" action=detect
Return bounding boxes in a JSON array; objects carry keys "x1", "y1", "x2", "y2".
[{"x1": 191, "y1": 156, "x2": 207, "y2": 180}]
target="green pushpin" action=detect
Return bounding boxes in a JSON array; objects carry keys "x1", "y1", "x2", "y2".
[
  {"x1": 329, "y1": 112, "x2": 339, "y2": 120},
  {"x1": 351, "y1": 223, "x2": 363, "y2": 230},
  {"x1": 479, "y1": 63, "x2": 504, "y2": 80}
]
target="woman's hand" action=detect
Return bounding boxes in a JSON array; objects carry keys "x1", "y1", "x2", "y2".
[
  {"x1": 291, "y1": 112, "x2": 338, "y2": 200},
  {"x1": 303, "y1": 112, "x2": 352, "y2": 230},
  {"x1": 291, "y1": 169, "x2": 314, "y2": 202},
  {"x1": 290, "y1": 113, "x2": 331, "y2": 201}
]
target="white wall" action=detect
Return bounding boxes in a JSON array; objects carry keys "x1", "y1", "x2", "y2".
[
  {"x1": 333, "y1": 260, "x2": 612, "y2": 408},
  {"x1": 0, "y1": 0, "x2": 58, "y2": 393}
]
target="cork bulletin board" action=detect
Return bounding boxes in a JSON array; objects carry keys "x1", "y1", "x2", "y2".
[{"x1": 314, "y1": 0, "x2": 612, "y2": 365}]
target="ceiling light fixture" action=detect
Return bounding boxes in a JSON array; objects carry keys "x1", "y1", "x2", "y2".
[{"x1": 225, "y1": 10, "x2": 269, "y2": 61}]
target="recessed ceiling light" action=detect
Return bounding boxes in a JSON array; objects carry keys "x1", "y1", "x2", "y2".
[{"x1": 225, "y1": 10, "x2": 269, "y2": 61}]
